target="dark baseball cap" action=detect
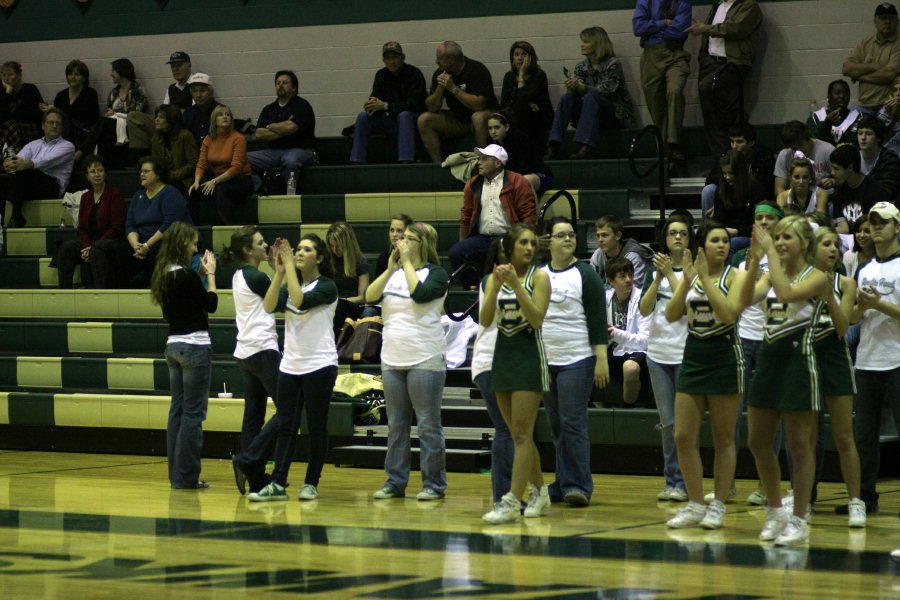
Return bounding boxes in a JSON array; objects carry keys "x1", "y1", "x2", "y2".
[
  {"x1": 382, "y1": 41, "x2": 405, "y2": 57},
  {"x1": 876, "y1": 3, "x2": 898, "y2": 17},
  {"x1": 166, "y1": 51, "x2": 191, "y2": 64}
]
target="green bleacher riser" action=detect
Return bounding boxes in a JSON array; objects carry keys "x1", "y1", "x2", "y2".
[
  {"x1": 0, "y1": 289, "x2": 235, "y2": 319},
  {"x1": 0, "y1": 390, "x2": 354, "y2": 436}
]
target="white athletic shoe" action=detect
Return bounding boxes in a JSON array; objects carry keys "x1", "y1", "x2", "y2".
[
  {"x1": 658, "y1": 487, "x2": 689, "y2": 502},
  {"x1": 298, "y1": 484, "x2": 318, "y2": 501},
  {"x1": 746, "y1": 489, "x2": 767, "y2": 506},
  {"x1": 847, "y1": 498, "x2": 867, "y2": 528},
  {"x1": 774, "y1": 515, "x2": 809, "y2": 547},
  {"x1": 700, "y1": 499, "x2": 726, "y2": 529},
  {"x1": 703, "y1": 485, "x2": 736, "y2": 504},
  {"x1": 482, "y1": 493, "x2": 521, "y2": 524},
  {"x1": 666, "y1": 502, "x2": 707, "y2": 529},
  {"x1": 758, "y1": 506, "x2": 788, "y2": 541},
  {"x1": 524, "y1": 485, "x2": 550, "y2": 518}
]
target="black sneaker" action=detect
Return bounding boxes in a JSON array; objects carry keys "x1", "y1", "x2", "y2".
[
  {"x1": 835, "y1": 501, "x2": 878, "y2": 515},
  {"x1": 231, "y1": 455, "x2": 247, "y2": 495}
]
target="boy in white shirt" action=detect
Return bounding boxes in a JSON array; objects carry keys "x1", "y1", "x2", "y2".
[{"x1": 605, "y1": 257, "x2": 651, "y2": 405}]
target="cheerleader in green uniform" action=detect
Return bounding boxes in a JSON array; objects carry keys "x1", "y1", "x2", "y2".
[
  {"x1": 811, "y1": 226, "x2": 865, "y2": 528},
  {"x1": 481, "y1": 224, "x2": 552, "y2": 524},
  {"x1": 744, "y1": 216, "x2": 831, "y2": 546},
  {"x1": 664, "y1": 222, "x2": 753, "y2": 530}
]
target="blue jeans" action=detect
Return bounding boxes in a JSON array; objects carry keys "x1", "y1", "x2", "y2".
[
  {"x1": 647, "y1": 357, "x2": 685, "y2": 491},
  {"x1": 544, "y1": 356, "x2": 596, "y2": 499},
  {"x1": 549, "y1": 89, "x2": 620, "y2": 148},
  {"x1": 350, "y1": 110, "x2": 418, "y2": 163},
  {"x1": 854, "y1": 366, "x2": 900, "y2": 506},
  {"x1": 382, "y1": 362, "x2": 447, "y2": 493},
  {"x1": 448, "y1": 234, "x2": 494, "y2": 288},
  {"x1": 165, "y1": 342, "x2": 212, "y2": 488},
  {"x1": 475, "y1": 371, "x2": 513, "y2": 503},
  {"x1": 701, "y1": 184, "x2": 717, "y2": 221},
  {"x1": 235, "y1": 349, "x2": 281, "y2": 451},
  {"x1": 247, "y1": 147, "x2": 315, "y2": 191}
]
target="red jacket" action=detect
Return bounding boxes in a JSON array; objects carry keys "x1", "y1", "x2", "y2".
[
  {"x1": 77, "y1": 185, "x2": 126, "y2": 248},
  {"x1": 459, "y1": 170, "x2": 536, "y2": 238}
]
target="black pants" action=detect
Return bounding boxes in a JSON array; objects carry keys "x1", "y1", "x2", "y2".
[
  {"x1": 188, "y1": 174, "x2": 254, "y2": 225},
  {"x1": 235, "y1": 349, "x2": 281, "y2": 453},
  {"x1": 698, "y1": 56, "x2": 751, "y2": 156},
  {"x1": 57, "y1": 237, "x2": 132, "y2": 288},
  {"x1": 2, "y1": 169, "x2": 59, "y2": 222}
]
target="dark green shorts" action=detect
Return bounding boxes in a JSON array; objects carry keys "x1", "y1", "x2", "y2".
[
  {"x1": 815, "y1": 335, "x2": 856, "y2": 397},
  {"x1": 676, "y1": 332, "x2": 745, "y2": 396},
  {"x1": 492, "y1": 330, "x2": 550, "y2": 393},
  {"x1": 748, "y1": 333, "x2": 822, "y2": 411}
]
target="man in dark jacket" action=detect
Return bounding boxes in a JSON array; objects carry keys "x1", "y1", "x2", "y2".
[
  {"x1": 858, "y1": 114, "x2": 900, "y2": 199},
  {"x1": 350, "y1": 42, "x2": 426, "y2": 164}
]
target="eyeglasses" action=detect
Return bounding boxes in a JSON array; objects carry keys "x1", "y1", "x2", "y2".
[
  {"x1": 552, "y1": 232, "x2": 576, "y2": 240},
  {"x1": 668, "y1": 230, "x2": 689, "y2": 237}
]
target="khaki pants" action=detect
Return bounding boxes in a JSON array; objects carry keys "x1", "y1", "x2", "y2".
[
  {"x1": 639, "y1": 43, "x2": 690, "y2": 149},
  {"x1": 126, "y1": 111, "x2": 154, "y2": 150}
]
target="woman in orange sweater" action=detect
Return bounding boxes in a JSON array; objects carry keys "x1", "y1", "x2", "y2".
[{"x1": 188, "y1": 105, "x2": 253, "y2": 225}]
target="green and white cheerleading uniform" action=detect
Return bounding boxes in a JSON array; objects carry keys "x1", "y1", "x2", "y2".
[
  {"x1": 747, "y1": 265, "x2": 824, "y2": 411},
  {"x1": 813, "y1": 272, "x2": 856, "y2": 396},
  {"x1": 676, "y1": 266, "x2": 745, "y2": 395},
  {"x1": 492, "y1": 265, "x2": 549, "y2": 392}
]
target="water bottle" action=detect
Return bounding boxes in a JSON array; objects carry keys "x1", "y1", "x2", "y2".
[{"x1": 286, "y1": 172, "x2": 296, "y2": 196}]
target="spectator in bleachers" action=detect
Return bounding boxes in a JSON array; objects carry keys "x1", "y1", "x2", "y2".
[
  {"x1": 776, "y1": 156, "x2": 829, "y2": 215},
  {"x1": 56, "y1": 155, "x2": 129, "y2": 289},
  {"x1": 183, "y1": 73, "x2": 219, "y2": 148},
  {"x1": 418, "y1": 41, "x2": 497, "y2": 164},
  {"x1": 128, "y1": 52, "x2": 194, "y2": 157},
  {"x1": 686, "y1": 0, "x2": 763, "y2": 156},
  {"x1": 449, "y1": 144, "x2": 536, "y2": 288},
  {"x1": 1, "y1": 108, "x2": 74, "y2": 229},
  {"x1": 326, "y1": 221, "x2": 370, "y2": 335},
  {"x1": 487, "y1": 112, "x2": 553, "y2": 200},
  {"x1": 829, "y1": 144, "x2": 890, "y2": 233},
  {"x1": 545, "y1": 27, "x2": 634, "y2": 160},
  {"x1": 632, "y1": 0, "x2": 692, "y2": 162},
  {"x1": 807, "y1": 80, "x2": 860, "y2": 146},
  {"x1": 541, "y1": 216, "x2": 608, "y2": 506},
  {"x1": 605, "y1": 257, "x2": 650, "y2": 406},
  {"x1": 77, "y1": 58, "x2": 151, "y2": 169},
  {"x1": 221, "y1": 226, "x2": 279, "y2": 472},
  {"x1": 150, "y1": 220, "x2": 218, "y2": 490},
  {"x1": 126, "y1": 156, "x2": 192, "y2": 287},
  {"x1": 857, "y1": 114, "x2": 900, "y2": 198},
  {"x1": 151, "y1": 105, "x2": 198, "y2": 199},
  {"x1": 843, "y1": 3, "x2": 900, "y2": 116},
  {"x1": 376, "y1": 213, "x2": 413, "y2": 274},
  {"x1": 639, "y1": 214, "x2": 693, "y2": 502},
  {"x1": 349, "y1": 41, "x2": 426, "y2": 165},
  {"x1": 702, "y1": 122, "x2": 775, "y2": 219},
  {"x1": 498, "y1": 41, "x2": 553, "y2": 146},
  {"x1": 843, "y1": 214, "x2": 875, "y2": 278},
  {"x1": 846, "y1": 201, "x2": 900, "y2": 516},
  {"x1": 0, "y1": 61, "x2": 44, "y2": 156},
  {"x1": 711, "y1": 150, "x2": 766, "y2": 253},
  {"x1": 189, "y1": 105, "x2": 253, "y2": 226},
  {"x1": 773, "y1": 121, "x2": 835, "y2": 196},
  {"x1": 878, "y1": 80, "x2": 900, "y2": 155},
  {"x1": 248, "y1": 70, "x2": 316, "y2": 192},
  {"x1": 40, "y1": 60, "x2": 99, "y2": 151},
  {"x1": 589, "y1": 214, "x2": 653, "y2": 290},
  {"x1": 366, "y1": 222, "x2": 449, "y2": 502}
]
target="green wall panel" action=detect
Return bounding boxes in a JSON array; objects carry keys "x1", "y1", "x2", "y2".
[
  {"x1": 8, "y1": 392, "x2": 54, "y2": 426},
  {"x1": 61, "y1": 357, "x2": 108, "y2": 390}
]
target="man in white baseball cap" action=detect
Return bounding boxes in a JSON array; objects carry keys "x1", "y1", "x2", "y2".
[{"x1": 449, "y1": 143, "x2": 536, "y2": 286}]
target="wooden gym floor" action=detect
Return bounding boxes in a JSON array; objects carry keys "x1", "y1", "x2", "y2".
[{"x1": 0, "y1": 450, "x2": 897, "y2": 599}]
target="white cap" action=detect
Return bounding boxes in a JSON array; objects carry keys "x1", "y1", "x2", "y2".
[
  {"x1": 869, "y1": 201, "x2": 900, "y2": 224},
  {"x1": 474, "y1": 144, "x2": 508, "y2": 165},
  {"x1": 187, "y1": 72, "x2": 211, "y2": 86}
]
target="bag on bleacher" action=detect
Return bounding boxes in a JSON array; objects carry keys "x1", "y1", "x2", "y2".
[
  {"x1": 62, "y1": 190, "x2": 85, "y2": 227},
  {"x1": 332, "y1": 372, "x2": 386, "y2": 426},
  {"x1": 261, "y1": 168, "x2": 286, "y2": 196},
  {"x1": 336, "y1": 316, "x2": 383, "y2": 364}
]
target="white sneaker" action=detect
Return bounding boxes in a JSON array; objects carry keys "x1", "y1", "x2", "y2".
[
  {"x1": 703, "y1": 485, "x2": 736, "y2": 504},
  {"x1": 891, "y1": 548, "x2": 900, "y2": 561},
  {"x1": 774, "y1": 515, "x2": 809, "y2": 547},
  {"x1": 482, "y1": 493, "x2": 521, "y2": 524},
  {"x1": 746, "y1": 489, "x2": 767, "y2": 505},
  {"x1": 847, "y1": 498, "x2": 867, "y2": 528},
  {"x1": 666, "y1": 502, "x2": 707, "y2": 529},
  {"x1": 524, "y1": 485, "x2": 550, "y2": 518},
  {"x1": 700, "y1": 499, "x2": 726, "y2": 529},
  {"x1": 668, "y1": 487, "x2": 688, "y2": 502},
  {"x1": 758, "y1": 506, "x2": 788, "y2": 541},
  {"x1": 657, "y1": 487, "x2": 674, "y2": 501},
  {"x1": 298, "y1": 484, "x2": 318, "y2": 501}
]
